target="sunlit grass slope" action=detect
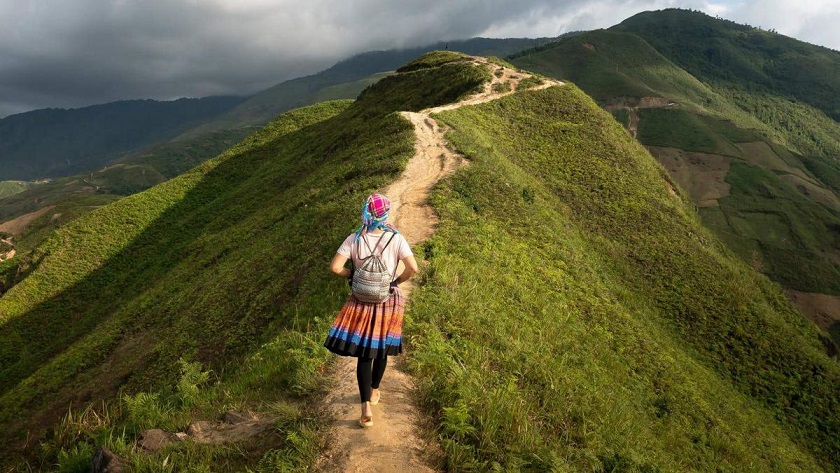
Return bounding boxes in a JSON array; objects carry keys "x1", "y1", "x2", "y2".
[
  {"x1": 509, "y1": 26, "x2": 840, "y2": 301},
  {"x1": 0, "y1": 52, "x2": 491, "y2": 470},
  {"x1": 408, "y1": 84, "x2": 839, "y2": 470}
]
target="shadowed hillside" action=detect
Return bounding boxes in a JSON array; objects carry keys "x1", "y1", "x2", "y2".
[{"x1": 0, "y1": 97, "x2": 243, "y2": 181}]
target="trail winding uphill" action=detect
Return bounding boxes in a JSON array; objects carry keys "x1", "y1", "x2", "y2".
[{"x1": 314, "y1": 58, "x2": 562, "y2": 472}]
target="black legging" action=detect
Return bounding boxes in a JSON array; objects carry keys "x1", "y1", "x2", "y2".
[{"x1": 357, "y1": 357, "x2": 388, "y2": 403}]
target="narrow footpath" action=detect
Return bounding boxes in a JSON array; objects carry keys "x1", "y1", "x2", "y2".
[{"x1": 314, "y1": 58, "x2": 562, "y2": 472}]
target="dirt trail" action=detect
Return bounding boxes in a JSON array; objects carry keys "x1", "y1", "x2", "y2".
[{"x1": 315, "y1": 58, "x2": 562, "y2": 472}]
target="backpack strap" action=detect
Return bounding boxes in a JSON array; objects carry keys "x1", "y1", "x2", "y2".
[
  {"x1": 353, "y1": 231, "x2": 398, "y2": 276},
  {"x1": 354, "y1": 231, "x2": 387, "y2": 267}
]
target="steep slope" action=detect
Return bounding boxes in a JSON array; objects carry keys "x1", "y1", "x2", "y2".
[
  {"x1": 0, "y1": 53, "x2": 490, "y2": 471},
  {"x1": 0, "y1": 97, "x2": 243, "y2": 181},
  {"x1": 509, "y1": 24, "x2": 840, "y2": 345},
  {"x1": 410, "y1": 81, "x2": 838, "y2": 470}
]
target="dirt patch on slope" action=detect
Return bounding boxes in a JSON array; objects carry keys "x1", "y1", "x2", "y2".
[
  {"x1": 0, "y1": 206, "x2": 54, "y2": 235},
  {"x1": 315, "y1": 57, "x2": 563, "y2": 473},
  {"x1": 648, "y1": 146, "x2": 730, "y2": 207},
  {"x1": 786, "y1": 290, "x2": 840, "y2": 331}
]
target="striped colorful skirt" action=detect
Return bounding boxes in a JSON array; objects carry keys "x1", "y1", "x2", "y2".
[{"x1": 324, "y1": 289, "x2": 404, "y2": 359}]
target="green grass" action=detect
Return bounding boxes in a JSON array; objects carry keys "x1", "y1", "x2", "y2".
[
  {"x1": 0, "y1": 55, "x2": 493, "y2": 471},
  {"x1": 396, "y1": 50, "x2": 473, "y2": 73},
  {"x1": 615, "y1": 9, "x2": 840, "y2": 121},
  {"x1": 408, "y1": 84, "x2": 837, "y2": 470},
  {"x1": 0, "y1": 181, "x2": 30, "y2": 199},
  {"x1": 707, "y1": 161, "x2": 840, "y2": 294},
  {"x1": 637, "y1": 108, "x2": 748, "y2": 156},
  {"x1": 357, "y1": 52, "x2": 491, "y2": 115}
]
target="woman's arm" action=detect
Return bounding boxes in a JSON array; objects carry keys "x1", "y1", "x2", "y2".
[
  {"x1": 330, "y1": 253, "x2": 351, "y2": 278},
  {"x1": 394, "y1": 255, "x2": 419, "y2": 284}
]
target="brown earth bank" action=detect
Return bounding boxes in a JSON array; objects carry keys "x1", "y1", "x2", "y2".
[
  {"x1": 0, "y1": 206, "x2": 55, "y2": 236},
  {"x1": 786, "y1": 290, "x2": 840, "y2": 332}
]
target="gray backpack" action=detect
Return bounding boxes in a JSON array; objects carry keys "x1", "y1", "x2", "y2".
[{"x1": 351, "y1": 232, "x2": 397, "y2": 303}]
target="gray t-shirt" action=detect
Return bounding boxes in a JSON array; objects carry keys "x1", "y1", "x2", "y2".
[{"x1": 337, "y1": 231, "x2": 413, "y2": 275}]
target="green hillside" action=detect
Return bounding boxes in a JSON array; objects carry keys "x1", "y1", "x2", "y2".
[
  {"x1": 615, "y1": 8, "x2": 840, "y2": 122},
  {"x1": 0, "y1": 54, "x2": 489, "y2": 471},
  {"x1": 1, "y1": 53, "x2": 837, "y2": 471},
  {"x1": 0, "y1": 181, "x2": 30, "y2": 200},
  {"x1": 509, "y1": 23, "x2": 840, "y2": 311},
  {"x1": 409, "y1": 83, "x2": 837, "y2": 470}
]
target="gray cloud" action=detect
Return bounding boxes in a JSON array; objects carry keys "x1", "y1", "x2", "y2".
[{"x1": 1, "y1": 0, "x2": 838, "y2": 118}]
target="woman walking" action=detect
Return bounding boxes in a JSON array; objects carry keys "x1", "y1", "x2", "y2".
[{"x1": 325, "y1": 193, "x2": 419, "y2": 427}]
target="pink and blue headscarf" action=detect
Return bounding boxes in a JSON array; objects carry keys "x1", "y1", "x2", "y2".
[{"x1": 355, "y1": 193, "x2": 398, "y2": 241}]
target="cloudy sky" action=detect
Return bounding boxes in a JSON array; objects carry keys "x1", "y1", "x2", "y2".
[{"x1": 1, "y1": 0, "x2": 839, "y2": 118}]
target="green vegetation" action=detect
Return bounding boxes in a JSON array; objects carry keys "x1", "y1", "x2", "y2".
[
  {"x1": 355, "y1": 52, "x2": 491, "y2": 116},
  {"x1": 0, "y1": 56, "x2": 492, "y2": 470},
  {"x1": 508, "y1": 28, "x2": 840, "y2": 158},
  {"x1": 615, "y1": 8, "x2": 840, "y2": 121},
  {"x1": 409, "y1": 85, "x2": 837, "y2": 470},
  {"x1": 0, "y1": 181, "x2": 30, "y2": 199},
  {"x1": 397, "y1": 51, "x2": 472, "y2": 72},
  {"x1": 509, "y1": 16, "x2": 840, "y2": 321},
  {"x1": 636, "y1": 108, "x2": 756, "y2": 156},
  {"x1": 125, "y1": 128, "x2": 258, "y2": 179},
  {"x1": 490, "y1": 81, "x2": 512, "y2": 94},
  {"x1": 0, "y1": 97, "x2": 243, "y2": 181},
  {"x1": 709, "y1": 161, "x2": 840, "y2": 294},
  {"x1": 516, "y1": 76, "x2": 544, "y2": 91},
  {"x1": 511, "y1": 30, "x2": 724, "y2": 111}
]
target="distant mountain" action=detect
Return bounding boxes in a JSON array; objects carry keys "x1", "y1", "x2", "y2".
[{"x1": 0, "y1": 96, "x2": 243, "y2": 181}]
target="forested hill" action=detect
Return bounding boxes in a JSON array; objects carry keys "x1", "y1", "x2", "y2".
[
  {"x1": 0, "y1": 96, "x2": 243, "y2": 181},
  {"x1": 614, "y1": 8, "x2": 840, "y2": 122}
]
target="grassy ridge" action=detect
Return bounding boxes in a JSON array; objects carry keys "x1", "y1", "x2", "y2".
[
  {"x1": 0, "y1": 54, "x2": 492, "y2": 470},
  {"x1": 409, "y1": 85, "x2": 838, "y2": 470}
]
